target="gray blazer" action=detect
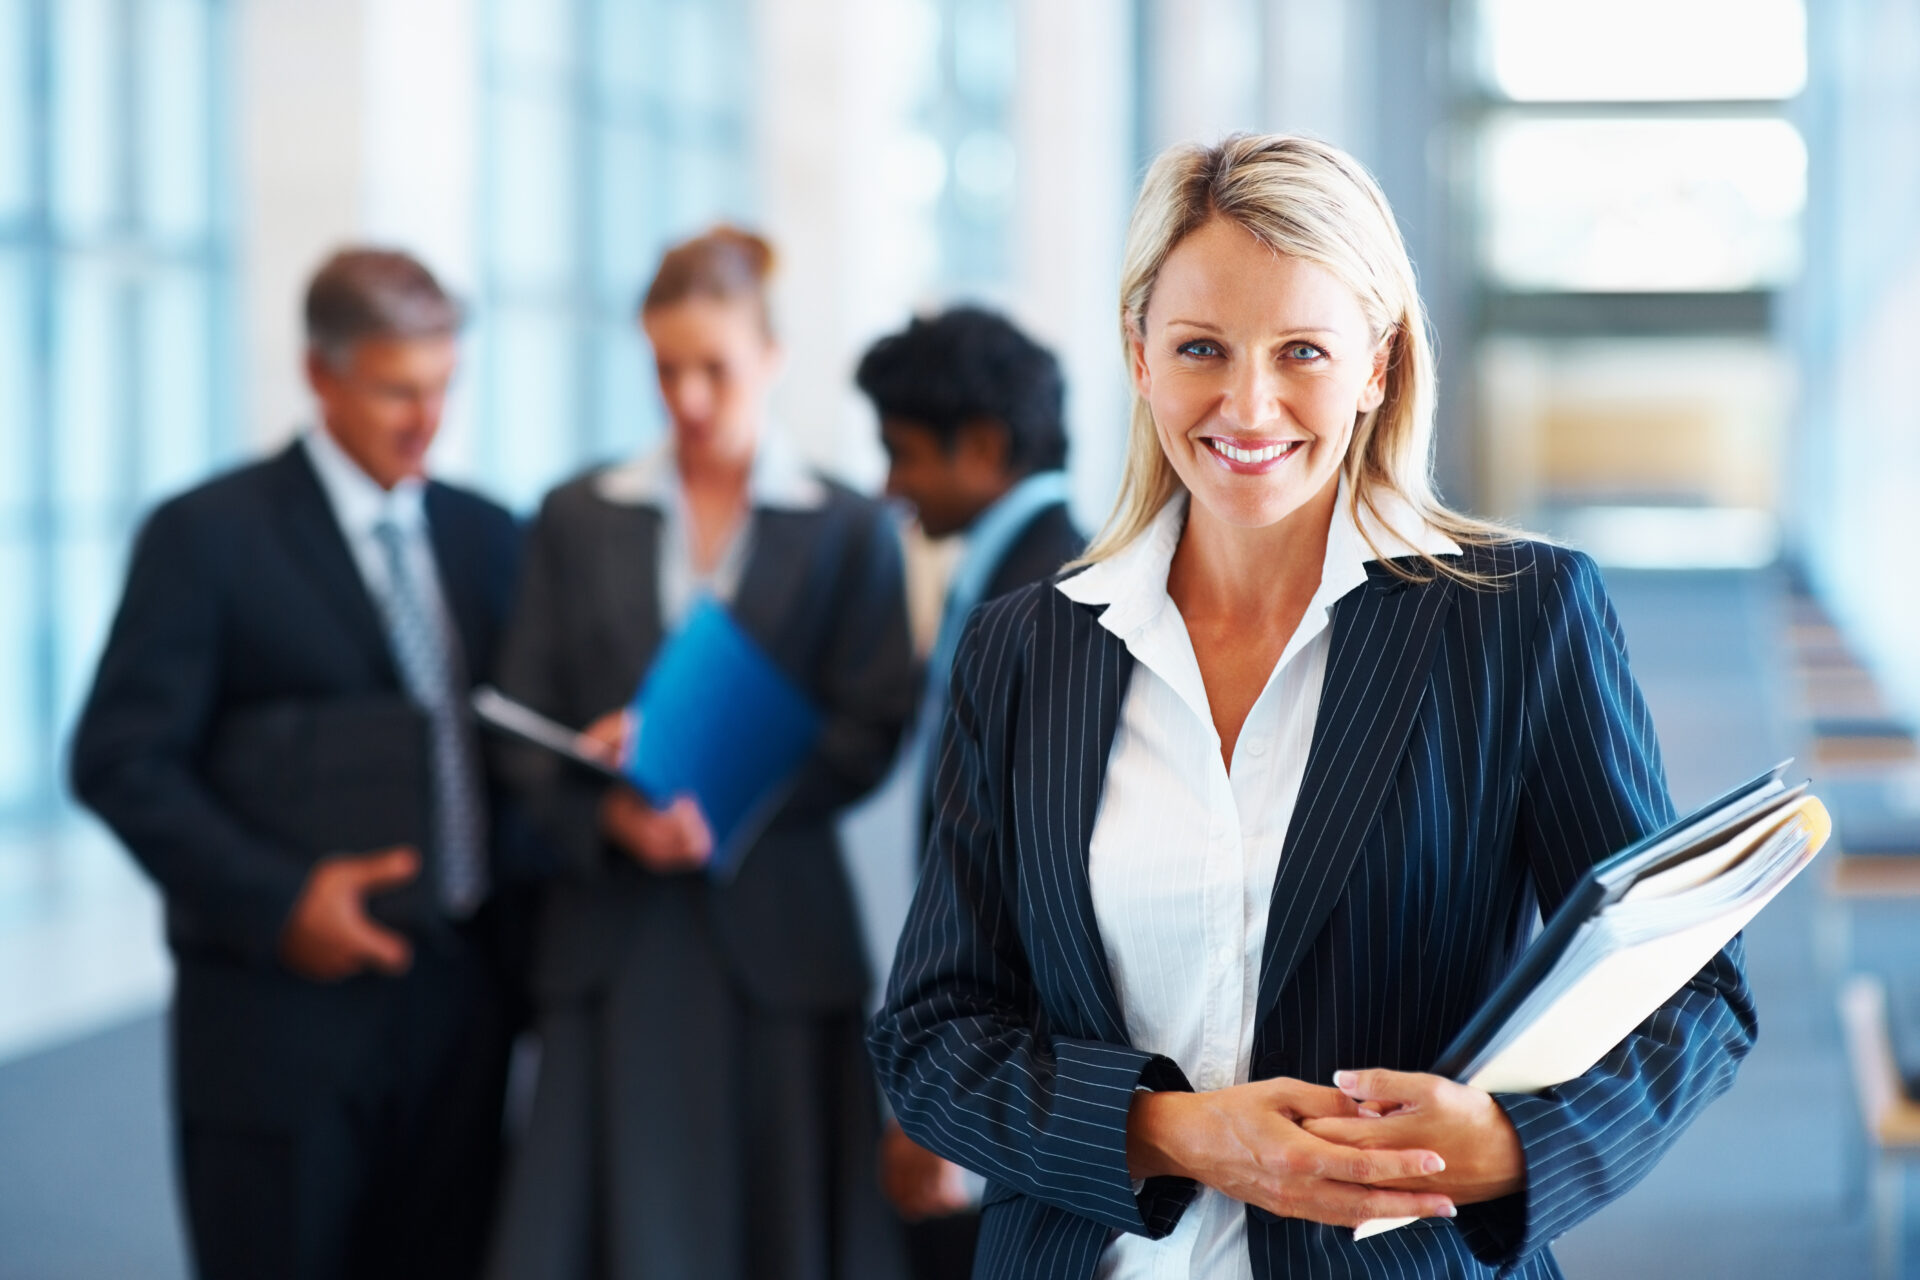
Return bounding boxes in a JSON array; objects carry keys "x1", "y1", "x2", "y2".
[{"x1": 495, "y1": 464, "x2": 916, "y2": 1012}]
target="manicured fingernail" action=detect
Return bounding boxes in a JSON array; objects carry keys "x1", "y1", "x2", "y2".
[
  {"x1": 1440, "y1": 1203, "x2": 1457, "y2": 1218},
  {"x1": 1423, "y1": 1155, "x2": 1446, "y2": 1174},
  {"x1": 1333, "y1": 1071, "x2": 1357, "y2": 1090}
]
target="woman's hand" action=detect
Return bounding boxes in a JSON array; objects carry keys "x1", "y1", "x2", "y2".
[
  {"x1": 581, "y1": 709, "x2": 635, "y2": 769},
  {"x1": 600, "y1": 789, "x2": 714, "y2": 873},
  {"x1": 585, "y1": 707, "x2": 714, "y2": 873},
  {"x1": 1125, "y1": 1078, "x2": 1458, "y2": 1228},
  {"x1": 1300, "y1": 1069, "x2": 1525, "y2": 1206}
]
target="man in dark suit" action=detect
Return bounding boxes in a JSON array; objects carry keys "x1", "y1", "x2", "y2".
[
  {"x1": 71, "y1": 249, "x2": 526, "y2": 1280},
  {"x1": 855, "y1": 306, "x2": 1085, "y2": 1280}
]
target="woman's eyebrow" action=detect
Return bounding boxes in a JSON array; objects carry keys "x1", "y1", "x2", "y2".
[{"x1": 1163, "y1": 317, "x2": 1344, "y2": 337}]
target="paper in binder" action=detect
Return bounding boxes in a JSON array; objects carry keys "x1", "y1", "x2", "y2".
[{"x1": 1355, "y1": 762, "x2": 1831, "y2": 1240}]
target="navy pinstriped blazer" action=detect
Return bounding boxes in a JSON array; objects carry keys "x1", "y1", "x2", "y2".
[{"x1": 869, "y1": 537, "x2": 1757, "y2": 1278}]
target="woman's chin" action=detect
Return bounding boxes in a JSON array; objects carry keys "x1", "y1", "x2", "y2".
[{"x1": 1186, "y1": 478, "x2": 1323, "y2": 534}]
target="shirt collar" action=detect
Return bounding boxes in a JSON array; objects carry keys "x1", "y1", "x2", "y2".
[
  {"x1": 1057, "y1": 476, "x2": 1461, "y2": 640},
  {"x1": 945, "y1": 470, "x2": 1072, "y2": 613},
  {"x1": 302, "y1": 425, "x2": 426, "y2": 538},
  {"x1": 594, "y1": 429, "x2": 828, "y2": 511}
]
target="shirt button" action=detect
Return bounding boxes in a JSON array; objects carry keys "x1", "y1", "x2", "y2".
[{"x1": 1245, "y1": 737, "x2": 1267, "y2": 757}]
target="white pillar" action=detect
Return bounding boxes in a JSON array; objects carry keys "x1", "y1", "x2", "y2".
[
  {"x1": 235, "y1": 0, "x2": 480, "y2": 459},
  {"x1": 1013, "y1": 0, "x2": 1137, "y2": 527},
  {"x1": 754, "y1": 0, "x2": 944, "y2": 488}
]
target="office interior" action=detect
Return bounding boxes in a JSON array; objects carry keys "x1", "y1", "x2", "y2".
[{"x1": 3, "y1": 0, "x2": 1920, "y2": 1275}]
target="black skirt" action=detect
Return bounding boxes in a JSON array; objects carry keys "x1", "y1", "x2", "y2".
[{"x1": 488, "y1": 875, "x2": 908, "y2": 1280}]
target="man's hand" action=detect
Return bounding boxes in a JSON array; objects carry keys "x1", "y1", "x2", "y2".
[
  {"x1": 601, "y1": 789, "x2": 714, "y2": 873},
  {"x1": 1300, "y1": 1068, "x2": 1526, "y2": 1206},
  {"x1": 278, "y1": 847, "x2": 419, "y2": 982},
  {"x1": 1125, "y1": 1078, "x2": 1458, "y2": 1228},
  {"x1": 880, "y1": 1122, "x2": 976, "y2": 1222}
]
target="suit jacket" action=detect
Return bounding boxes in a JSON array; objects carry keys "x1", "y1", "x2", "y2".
[
  {"x1": 980, "y1": 500, "x2": 1085, "y2": 605},
  {"x1": 494, "y1": 466, "x2": 916, "y2": 1011},
  {"x1": 70, "y1": 441, "x2": 526, "y2": 1123},
  {"x1": 870, "y1": 539, "x2": 1757, "y2": 1278}
]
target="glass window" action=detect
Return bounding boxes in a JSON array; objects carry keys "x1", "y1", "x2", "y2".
[
  {"x1": 486, "y1": 307, "x2": 581, "y2": 512},
  {"x1": 0, "y1": 539, "x2": 32, "y2": 809},
  {"x1": 52, "y1": 260, "x2": 121, "y2": 511},
  {"x1": 491, "y1": 0, "x2": 575, "y2": 83},
  {"x1": 0, "y1": 251, "x2": 30, "y2": 520},
  {"x1": 51, "y1": 0, "x2": 120, "y2": 233},
  {"x1": 0, "y1": 0, "x2": 30, "y2": 221},
  {"x1": 139, "y1": 0, "x2": 210, "y2": 239},
  {"x1": 926, "y1": 0, "x2": 1018, "y2": 299},
  {"x1": 2, "y1": 1, "x2": 231, "y2": 823},
  {"x1": 1479, "y1": 116, "x2": 1807, "y2": 292},
  {"x1": 597, "y1": 320, "x2": 658, "y2": 457},
  {"x1": 475, "y1": 0, "x2": 753, "y2": 508},
  {"x1": 490, "y1": 90, "x2": 578, "y2": 294},
  {"x1": 140, "y1": 270, "x2": 210, "y2": 501},
  {"x1": 1479, "y1": 0, "x2": 1806, "y2": 103}
]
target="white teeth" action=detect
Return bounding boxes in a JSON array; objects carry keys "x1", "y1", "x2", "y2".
[{"x1": 1209, "y1": 439, "x2": 1297, "y2": 465}]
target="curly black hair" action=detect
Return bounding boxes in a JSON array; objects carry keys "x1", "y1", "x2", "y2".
[{"x1": 855, "y1": 306, "x2": 1068, "y2": 474}]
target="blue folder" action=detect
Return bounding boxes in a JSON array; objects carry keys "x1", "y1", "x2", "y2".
[{"x1": 625, "y1": 598, "x2": 824, "y2": 879}]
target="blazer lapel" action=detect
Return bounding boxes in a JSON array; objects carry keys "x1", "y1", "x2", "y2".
[
  {"x1": 271, "y1": 444, "x2": 397, "y2": 683},
  {"x1": 728, "y1": 508, "x2": 817, "y2": 666},
  {"x1": 1253, "y1": 564, "x2": 1457, "y2": 1025},
  {"x1": 594, "y1": 504, "x2": 666, "y2": 685},
  {"x1": 1028, "y1": 595, "x2": 1136, "y2": 1046}
]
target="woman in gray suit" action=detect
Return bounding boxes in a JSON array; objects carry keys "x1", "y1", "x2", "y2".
[{"x1": 488, "y1": 227, "x2": 915, "y2": 1280}]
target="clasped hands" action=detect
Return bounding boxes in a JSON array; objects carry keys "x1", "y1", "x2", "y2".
[
  {"x1": 585, "y1": 709, "x2": 714, "y2": 874},
  {"x1": 1125, "y1": 1069, "x2": 1525, "y2": 1229}
]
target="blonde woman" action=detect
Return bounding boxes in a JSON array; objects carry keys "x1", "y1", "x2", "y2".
[{"x1": 869, "y1": 135, "x2": 1755, "y2": 1278}]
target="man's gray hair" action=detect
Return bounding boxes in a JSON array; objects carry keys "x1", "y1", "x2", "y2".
[{"x1": 304, "y1": 247, "x2": 463, "y2": 366}]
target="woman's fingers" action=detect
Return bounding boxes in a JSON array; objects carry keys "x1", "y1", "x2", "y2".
[
  {"x1": 1282, "y1": 1183, "x2": 1456, "y2": 1228},
  {"x1": 1333, "y1": 1067, "x2": 1440, "y2": 1111},
  {"x1": 1260, "y1": 1076, "x2": 1363, "y2": 1120},
  {"x1": 1289, "y1": 1127, "x2": 1445, "y2": 1184}
]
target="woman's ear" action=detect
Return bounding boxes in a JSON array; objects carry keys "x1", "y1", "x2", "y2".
[
  {"x1": 1358, "y1": 330, "x2": 1392, "y2": 413},
  {"x1": 1127, "y1": 324, "x2": 1152, "y2": 400}
]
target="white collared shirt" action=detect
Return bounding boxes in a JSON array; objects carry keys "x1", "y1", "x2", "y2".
[
  {"x1": 594, "y1": 431, "x2": 827, "y2": 629},
  {"x1": 301, "y1": 425, "x2": 457, "y2": 647},
  {"x1": 1058, "y1": 482, "x2": 1459, "y2": 1280}
]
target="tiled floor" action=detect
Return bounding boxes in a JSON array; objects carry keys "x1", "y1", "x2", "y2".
[{"x1": 0, "y1": 567, "x2": 1905, "y2": 1278}]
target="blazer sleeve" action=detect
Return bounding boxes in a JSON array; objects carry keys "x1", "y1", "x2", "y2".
[
  {"x1": 776, "y1": 500, "x2": 916, "y2": 820},
  {"x1": 69, "y1": 499, "x2": 313, "y2": 964},
  {"x1": 491, "y1": 489, "x2": 611, "y2": 880},
  {"x1": 1454, "y1": 547, "x2": 1759, "y2": 1269},
  {"x1": 868, "y1": 598, "x2": 1199, "y2": 1240}
]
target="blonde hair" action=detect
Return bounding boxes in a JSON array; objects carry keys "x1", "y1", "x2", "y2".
[{"x1": 1083, "y1": 133, "x2": 1509, "y2": 582}]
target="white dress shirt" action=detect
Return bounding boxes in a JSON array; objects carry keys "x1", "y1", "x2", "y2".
[
  {"x1": 594, "y1": 430, "x2": 827, "y2": 629},
  {"x1": 301, "y1": 425, "x2": 457, "y2": 644},
  {"x1": 1057, "y1": 482, "x2": 1459, "y2": 1280}
]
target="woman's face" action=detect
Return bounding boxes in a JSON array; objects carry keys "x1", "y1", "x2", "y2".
[
  {"x1": 642, "y1": 296, "x2": 779, "y2": 467},
  {"x1": 1130, "y1": 216, "x2": 1388, "y2": 533}
]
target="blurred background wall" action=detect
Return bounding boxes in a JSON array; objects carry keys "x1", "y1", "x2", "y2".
[{"x1": 5, "y1": 0, "x2": 1920, "y2": 1274}]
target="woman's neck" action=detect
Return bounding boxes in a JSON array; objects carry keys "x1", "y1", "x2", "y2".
[
  {"x1": 675, "y1": 441, "x2": 753, "y2": 499},
  {"x1": 1167, "y1": 476, "x2": 1340, "y2": 629}
]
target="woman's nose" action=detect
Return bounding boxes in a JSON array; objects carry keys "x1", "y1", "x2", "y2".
[{"x1": 1222, "y1": 359, "x2": 1283, "y2": 429}]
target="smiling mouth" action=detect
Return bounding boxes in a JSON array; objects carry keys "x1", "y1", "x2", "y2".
[{"x1": 1204, "y1": 437, "x2": 1305, "y2": 466}]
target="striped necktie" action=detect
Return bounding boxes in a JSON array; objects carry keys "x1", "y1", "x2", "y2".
[{"x1": 373, "y1": 517, "x2": 488, "y2": 917}]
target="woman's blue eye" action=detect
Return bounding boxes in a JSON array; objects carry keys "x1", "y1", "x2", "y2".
[
  {"x1": 1285, "y1": 343, "x2": 1326, "y2": 361},
  {"x1": 1176, "y1": 340, "x2": 1220, "y2": 358}
]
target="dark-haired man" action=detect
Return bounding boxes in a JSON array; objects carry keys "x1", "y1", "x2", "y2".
[
  {"x1": 72, "y1": 249, "x2": 526, "y2": 1279},
  {"x1": 856, "y1": 306, "x2": 1085, "y2": 1280}
]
